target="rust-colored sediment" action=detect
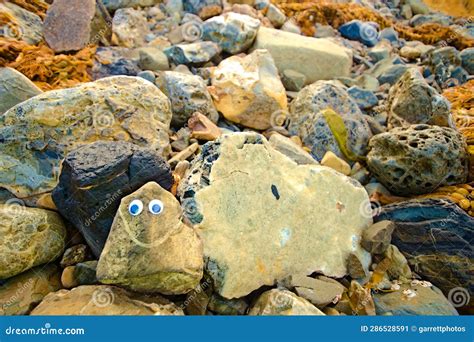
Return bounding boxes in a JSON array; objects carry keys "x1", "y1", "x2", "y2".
[{"x1": 424, "y1": 0, "x2": 474, "y2": 17}]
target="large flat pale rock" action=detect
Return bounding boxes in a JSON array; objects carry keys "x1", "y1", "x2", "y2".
[
  {"x1": 251, "y1": 27, "x2": 352, "y2": 84},
  {"x1": 179, "y1": 133, "x2": 372, "y2": 299}
]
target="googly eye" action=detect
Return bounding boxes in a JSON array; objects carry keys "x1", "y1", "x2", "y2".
[
  {"x1": 148, "y1": 199, "x2": 164, "y2": 215},
  {"x1": 128, "y1": 199, "x2": 143, "y2": 216}
]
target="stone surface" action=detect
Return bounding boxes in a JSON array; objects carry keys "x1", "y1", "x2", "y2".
[
  {"x1": 179, "y1": 133, "x2": 372, "y2": 298},
  {"x1": 75, "y1": 261, "x2": 99, "y2": 286},
  {"x1": 92, "y1": 47, "x2": 141, "y2": 79},
  {"x1": 375, "y1": 199, "x2": 473, "y2": 309},
  {"x1": 339, "y1": 20, "x2": 379, "y2": 47},
  {"x1": 361, "y1": 220, "x2": 395, "y2": 255},
  {"x1": 0, "y1": 2, "x2": 43, "y2": 45},
  {"x1": 460, "y1": 48, "x2": 474, "y2": 75},
  {"x1": 268, "y1": 134, "x2": 317, "y2": 165},
  {"x1": 367, "y1": 124, "x2": 469, "y2": 196},
  {"x1": 387, "y1": 68, "x2": 453, "y2": 129},
  {"x1": 281, "y1": 69, "x2": 307, "y2": 92},
  {"x1": 321, "y1": 151, "x2": 351, "y2": 176},
  {"x1": 249, "y1": 289, "x2": 325, "y2": 315},
  {"x1": 209, "y1": 49, "x2": 287, "y2": 130},
  {"x1": 251, "y1": 27, "x2": 352, "y2": 85},
  {"x1": 0, "y1": 206, "x2": 67, "y2": 280},
  {"x1": 0, "y1": 265, "x2": 61, "y2": 315},
  {"x1": 0, "y1": 76, "x2": 172, "y2": 198},
  {"x1": 183, "y1": 0, "x2": 222, "y2": 19},
  {"x1": 382, "y1": 244, "x2": 413, "y2": 281},
  {"x1": 0, "y1": 68, "x2": 42, "y2": 114},
  {"x1": 289, "y1": 275, "x2": 345, "y2": 308},
  {"x1": 103, "y1": 0, "x2": 161, "y2": 11},
  {"x1": 289, "y1": 81, "x2": 372, "y2": 162},
  {"x1": 112, "y1": 8, "x2": 150, "y2": 48},
  {"x1": 30, "y1": 285, "x2": 184, "y2": 315},
  {"x1": 155, "y1": 71, "x2": 218, "y2": 127},
  {"x1": 164, "y1": 42, "x2": 221, "y2": 65},
  {"x1": 347, "y1": 86, "x2": 378, "y2": 110},
  {"x1": 189, "y1": 112, "x2": 222, "y2": 141},
  {"x1": 60, "y1": 245, "x2": 88, "y2": 268},
  {"x1": 97, "y1": 182, "x2": 203, "y2": 295},
  {"x1": 265, "y1": 4, "x2": 286, "y2": 28},
  {"x1": 208, "y1": 293, "x2": 248, "y2": 315},
  {"x1": 138, "y1": 47, "x2": 170, "y2": 71},
  {"x1": 53, "y1": 141, "x2": 173, "y2": 257},
  {"x1": 44, "y1": 0, "x2": 112, "y2": 52},
  {"x1": 202, "y1": 12, "x2": 260, "y2": 54},
  {"x1": 374, "y1": 284, "x2": 458, "y2": 315}
]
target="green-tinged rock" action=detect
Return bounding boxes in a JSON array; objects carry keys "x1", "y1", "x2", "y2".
[
  {"x1": 374, "y1": 284, "x2": 458, "y2": 315},
  {"x1": 0, "y1": 68, "x2": 42, "y2": 114},
  {"x1": 249, "y1": 289, "x2": 325, "y2": 315},
  {"x1": 0, "y1": 265, "x2": 61, "y2": 315},
  {"x1": 0, "y1": 76, "x2": 172, "y2": 198},
  {"x1": 383, "y1": 245, "x2": 413, "y2": 281},
  {"x1": 361, "y1": 220, "x2": 395, "y2": 255},
  {"x1": 30, "y1": 285, "x2": 184, "y2": 315},
  {"x1": 179, "y1": 132, "x2": 372, "y2": 299},
  {"x1": 289, "y1": 275, "x2": 345, "y2": 308},
  {"x1": 97, "y1": 182, "x2": 203, "y2": 295},
  {"x1": 208, "y1": 293, "x2": 248, "y2": 315},
  {"x1": 74, "y1": 261, "x2": 98, "y2": 286},
  {"x1": 0, "y1": 2, "x2": 43, "y2": 44},
  {"x1": 0, "y1": 206, "x2": 67, "y2": 280}
]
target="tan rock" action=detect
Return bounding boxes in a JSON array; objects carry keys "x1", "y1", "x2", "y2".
[
  {"x1": 321, "y1": 151, "x2": 351, "y2": 175},
  {"x1": 249, "y1": 289, "x2": 325, "y2": 315},
  {"x1": 0, "y1": 265, "x2": 61, "y2": 315},
  {"x1": 61, "y1": 266, "x2": 79, "y2": 289},
  {"x1": 189, "y1": 112, "x2": 222, "y2": 141},
  {"x1": 209, "y1": 49, "x2": 287, "y2": 130},
  {"x1": 30, "y1": 285, "x2": 184, "y2": 315},
  {"x1": 36, "y1": 193, "x2": 57, "y2": 211},
  {"x1": 97, "y1": 182, "x2": 203, "y2": 295}
]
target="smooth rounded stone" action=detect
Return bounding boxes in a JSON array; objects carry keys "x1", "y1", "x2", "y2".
[
  {"x1": 320, "y1": 151, "x2": 351, "y2": 176},
  {"x1": 0, "y1": 67, "x2": 42, "y2": 114},
  {"x1": 92, "y1": 47, "x2": 141, "y2": 79},
  {"x1": 268, "y1": 134, "x2": 318, "y2": 166},
  {"x1": 112, "y1": 8, "x2": 150, "y2": 48},
  {"x1": 178, "y1": 133, "x2": 372, "y2": 298},
  {"x1": 367, "y1": 124, "x2": 469, "y2": 196},
  {"x1": 137, "y1": 47, "x2": 170, "y2": 71},
  {"x1": 289, "y1": 275, "x2": 345, "y2": 308},
  {"x1": 202, "y1": 12, "x2": 260, "y2": 54},
  {"x1": 0, "y1": 265, "x2": 61, "y2": 315},
  {"x1": 97, "y1": 182, "x2": 203, "y2": 295},
  {"x1": 44, "y1": 0, "x2": 112, "y2": 52},
  {"x1": 103, "y1": 0, "x2": 161, "y2": 11},
  {"x1": 0, "y1": 2, "x2": 42, "y2": 45},
  {"x1": 347, "y1": 86, "x2": 378, "y2": 110},
  {"x1": 60, "y1": 245, "x2": 88, "y2": 268},
  {"x1": 251, "y1": 27, "x2": 352, "y2": 85},
  {"x1": 249, "y1": 289, "x2": 325, "y2": 315},
  {"x1": 281, "y1": 69, "x2": 307, "y2": 92},
  {"x1": 0, "y1": 76, "x2": 172, "y2": 198},
  {"x1": 209, "y1": 49, "x2": 287, "y2": 130},
  {"x1": 30, "y1": 285, "x2": 184, "y2": 315},
  {"x1": 52, "y1": 141, "x2": 173, "y2": 257},
  {"x1": 137, "y1": 70, "x2": 156, "y2": 83},
  {"x1": 338, "y1": 20, "x2": 379, "y2": 47},
  {"x1": 61, "y1": 266, "x2": 79, "y2": 289},
  {"x1": 0, "y1": 206, "x2": 67, "y2": 280},
  {"x1": 156, "y1": 71, "x2": 218, "y2": 127},
  {"x1": 387, "y1": 68, "x2": 452, "y2": 129},
  {"x1": 374, "y1": 284, "x2": 458, "y2": 316},
  {"x1": 164, "y1": 41, "x2": 221, "y2": 65},
  {"x1": 375, "y1": 199, "x2": 474, "y2": 309},
  {"x1": 288, "y1": 81, "x2": 372, "y2": 162},
  {"x1": 460, "y1": 48, "x2": 474, "y2": 75},
  {"x1": 361, "y1": 220, "x2": 395, "y2": 255},
  {"x1": 183, "y1": 0, "x2": 222, "y2": 19}
]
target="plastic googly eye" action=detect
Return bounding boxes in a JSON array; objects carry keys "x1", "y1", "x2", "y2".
[
  {"x1": 148, "y1": 199, "x2": 164, "y2": 215},
  {"x1": 128, "y1": 199, "x2": 144, "y2": 216}
]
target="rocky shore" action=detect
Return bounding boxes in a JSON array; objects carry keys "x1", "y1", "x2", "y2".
[{"x1": 0, "y1": 0, "x2": 473, "y2": 316}]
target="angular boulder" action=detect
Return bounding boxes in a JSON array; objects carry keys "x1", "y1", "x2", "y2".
[
  {"x1": 367, "y1": 124, "x2": 469, "y2": 196},
  {"x1": 209, "y1": 49, "x2": 287, "y2": 130},
  {"x1": 0, "y1": 206, "x2": 67, "y2": 279},
  {"x1": 251, "y1": 27, "x2": 352, "y2": 85},
  {"x1": 0, "y1": 67, "x2": 42, "y2": 114},
  {"x1": 0, "y1": 76, "x2": 172, "y2": 198},
  {"x1": 97, "y1": 182, "x2": 203, "y2": 295},
  {"x1": 178, "y1": 133, "x2": 372, "y2": 298},
  {"x1": 52, "y1": 141, "x2": 173, "y2": 257}
]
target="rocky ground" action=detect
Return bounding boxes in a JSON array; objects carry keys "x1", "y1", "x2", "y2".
[{"x1": 0, "y1": 0, "x2": 473, "y2": 316}]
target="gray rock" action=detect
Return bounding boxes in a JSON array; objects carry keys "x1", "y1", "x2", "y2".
[
  {"x1": 367, "y1": 124, "x2": 469, "y2": 196},
  {"x1": 208, "y1": 293, "x2": 248, "y2": 315},
  {"x1": 361, "y1": 220, "x2": 395, "y2": 254},
  {"x1": 269, "y1": 134, "x2": 318, "y2": 165},
  {"x1": 249, "y1": 289, "x2": 325, "y2": 315},
  {"x1": 155, "y1": 71, "x2": 218, "y2": 127},
  {"x1": 183, "y1": 0, "x2": 222, "y2": 19},
  {"x1": 348, "y1": 86, "x2": 378, "y2": 109},
  {"x1": 164, "y1": 41, "x2": 220, "y2": 65},
  {"x1": 103, "y1": 0, "x2": 161, "y2": 11},
  {"x1": 138, "y1": 47, "x2": 170, "y2": 71},
  {"x1": 460, "y1": 47, "x2": 474, "y2": 75},
  {"x1": 0, "y1": 2, "x2": 43, "y2": 45},
  {"x1": 289, "y1": 81, "x2": 372, "y2": 162},
  {"x1": 92, "y1": 47, "x2": 141, "y2": 79},
  {"x1": 281, "y1": 69, "x2": 307, "y2": 92},
  {"x1": 112, "y1": 8, "x2": 150, "y2": 48},
  {"x1": 265, "y1": 4, "x2": 286, "y2": 28},
  {"x1": 52, "y1": 141, "x2": 173, "y2": 257},
  {"x1": 289, "y1": 275, "x2": 345, "y2": 308},
  {"x1": 137, "y1": 70, "x2": 156, "y2": 83},
  {"x1": 0, "y1": 68, "x2": 42, "y2": 114}
]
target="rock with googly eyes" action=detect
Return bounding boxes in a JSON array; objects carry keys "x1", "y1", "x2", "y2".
[{"x1": 97, "y1": 182, "x2": 203, "y2": 295}]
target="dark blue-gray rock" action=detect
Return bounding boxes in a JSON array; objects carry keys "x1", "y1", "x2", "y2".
[
  {"x1": 183, "y1": 0, "x2": 222, "y2": 19},
  {"x1": 289, "y1": 81, "x2": 372, "y2": 161},
  {"x1": 74, "y1": 261, "x2": 98, "y2": 286},
  {"x1": 0, "y1": 67, "x2": 42, "y2": 114},
  {"x1": 92, "y1": 47, "x2": 141, "y2": 79},
  {"x1": 450, "y1": 66, "x2": 469, "y2": 85},
  {"x1": 460, "y1": 48, "x2": 474, "y2": 75},
  {"x1": 374, "y1": 199, "x2": 473, "y2": 310},
  {"x1": 378, "y1": 64, "x2": 408, "y2": 85},
  {"x1": 338, "y1": 20, "x2": 379, "y2": 47},
  {"x1": 423, "y1": 47, "x2": 461, "y2": 86},
  {"x1": 387, "y1": 68, "x2": 452, "y2": 129},
  {"x1": 164, "y1": 42, "x2": 220, "y2": 65},
  {"x1": 409, "y1": 14, "x2": 452, "y2": 27},
  {"x1": 367, "y1": 124, "x2": 469, "y2": 196},
  {"x1": 155, "y1": 71, "x2": 218, "y2": 127},
  {"x1": 374, "y1": 283, "x2": 458, "y2": 316},
  {"x1": 378, "y1": 27, "x2": 398, "y2": 44},
  {"x1": 137, "y1": 70, "x2": 156, "y2": 83},
  {"x1": 202, "y1": 12, "x2": 260, "y2": 54},
  {"x1": 52, "y1": 141, "x2": 173, "y2": 257},
  {"x1": 347, "y1": 86, "x2": 378, "y2": 110}
]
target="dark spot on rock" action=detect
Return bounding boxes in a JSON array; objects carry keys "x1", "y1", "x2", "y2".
[{"x1": 271, "y1": 184, "x2": 280, "y2": 200}]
